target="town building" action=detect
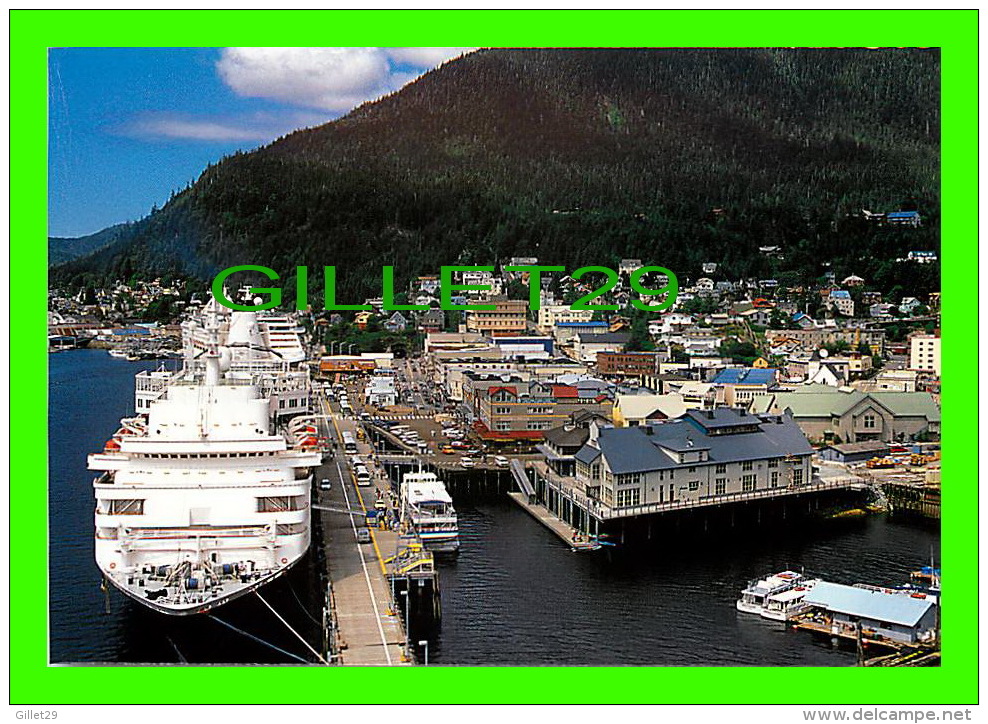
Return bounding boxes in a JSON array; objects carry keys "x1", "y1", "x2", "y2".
[
  {"x1": 596, "y1": 351, "x2": 663, "y2": 378},
  {"x1": 464, "y1": 297, "x2": 528, "y2": 337},
  {"x1": 886, "y1": 210, "x2": 922, "y2": 228},
  {"x1": 573, "y1": 332, "x2": 631, "y2": 364},
  {"x1": 538, "y1": 410, "x2": 610, "y2": 476},
  {"x1": 909, "y1": 334, "x2": 941, "y2": 377},
  {"x1": 536, "y1": 305, "x2": 595, "y2": 334},
  {"x1": 803, "y1": 581, "x2": 937, "y2": 644},
  {"x1": 417, "y1": 308, "x2": 446, "y2": 333},
  {"x1": 464, "y1": 374, "x2": 614, "y2": 443},
  {"x1": 611, "y1": 393, "x2": 687, "y2": 427},
  {"x1": 384, "y1": 311, "x2": 408, "y2": 332},
  {"x1": 364, "y1": 374, "x2": 397, "y2": 408},
  {"x1": 553, "y1": 320, "x2": 610, "y2": 344},
  {"x1": 766, "y1": 327, "x2": 886, "y2": 356},
  {"x1": 750, "y1": 385, "x2": 941, "y2": 444},
  {"x1": 818, "y1": 441, "x2": 890, "y2": 465},
  {"x1": 573, "y1": 409, "x2": 813, "y2": 510},
  {"x1": 827, "y1": 290, "x2": 855, "y2": 317},
  {"x1": 710, "y1": 367, "x2": 779, "y2": 408}
]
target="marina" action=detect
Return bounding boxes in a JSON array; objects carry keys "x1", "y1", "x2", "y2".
[{"x1": 50, "y1": 334, "x2": 941, "y2": 666}]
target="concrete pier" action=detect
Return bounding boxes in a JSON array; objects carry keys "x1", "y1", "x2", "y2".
[{"x1": 314, "y1": 394, "x2": 412, "y2": 665}]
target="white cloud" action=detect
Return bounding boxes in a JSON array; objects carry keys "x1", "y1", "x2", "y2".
[
  {"x1": 118, "y1": 111, "x2": 330, "y2": 143},
  {"x1": 217, "y1": 47, "x2": 477, "y2": 111},
  {"x1": 385, "y1": 47, "x2": 476, "y2": 67}
]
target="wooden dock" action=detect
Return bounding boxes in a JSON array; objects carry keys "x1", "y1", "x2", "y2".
[
  {"x1": 788, "y1": 616, "x2": 940, "y2": 667},
  {"x1": 506, "y1": 491, "x2": 601, "y2": 551}
]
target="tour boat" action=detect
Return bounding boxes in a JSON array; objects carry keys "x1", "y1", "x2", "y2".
[
  {"x1": 399, "y1": 471, "x2": 460, "y2": 554},
  {"x1": 760, "y1": 579, "x2": 820, "y2": 621},
  {"x1": 736, "y1": 570, "x2": 806, "y2": 615}
]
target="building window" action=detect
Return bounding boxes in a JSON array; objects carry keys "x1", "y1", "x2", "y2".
[
  {"x1": 768, "y1": 458, "x2": 779, "y2": 468},
  {"x1": 688, "y1": 481, "x2": 699, "y2": 492},
  {"x1": 715, "y1": 479, "x2": 726, "y2": 495},
  {"x1": 770, "y1": 471, "x2": 779, "y2": 488},
  {"x1": 618, "y1": 472, "x2": 643, "y2": 486},
  {"x1": 742, "y1": 475, "x2": 756, "y2": 492},
  {"x1": 495, "y1": 406, "x2": 511, "y2": 414},
  {"x1": 792, "y1": 468, "x2": 804, "y2": 486},
  {"x1": 742, "y1": 461, "x2": 753, "y2": 471},
  {"x1": 864, "y1": 414, "x2": 876, "y2": 429},
  {"x1": 616, "y1": 488, "x2": 640, "y2": 508},
  {"x1": 715, "y1": 463, "x2": 726, "y2": 475}
]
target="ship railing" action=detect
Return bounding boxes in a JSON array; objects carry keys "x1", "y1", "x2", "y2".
[{"x1": 120, "y1": 525, "x2": 273, "y2": 543}]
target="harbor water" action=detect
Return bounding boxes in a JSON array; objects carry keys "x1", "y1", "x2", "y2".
[{"x1": 49, "y1": 350, "x2": 939, "y2": 665}]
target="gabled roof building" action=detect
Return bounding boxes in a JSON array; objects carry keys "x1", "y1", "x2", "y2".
[{"x1": 572, "y1": 408, "x2": 813, "y2": 510}]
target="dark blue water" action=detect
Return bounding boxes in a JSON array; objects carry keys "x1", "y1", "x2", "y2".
[
  {"x1": 430, "y1": 500, "x2": 938, "y2": 665},
  {"x1": 50, "y1": 350, "x2": 939, "y2": 665}
]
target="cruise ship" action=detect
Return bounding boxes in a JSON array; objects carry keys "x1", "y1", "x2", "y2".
[
  {"x1": 399, "y1": 471, "x2": 460, "y2": 554},
  {"x1": 88, "y1": 308, "x2": 321, "y2": 615}
]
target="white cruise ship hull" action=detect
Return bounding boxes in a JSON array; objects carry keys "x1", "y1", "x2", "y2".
[{"x1": 101, "y1": 554, "x2": 304, "y2": 616}]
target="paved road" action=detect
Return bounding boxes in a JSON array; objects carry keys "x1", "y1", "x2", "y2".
[{"x1": 314, "y1": 392, "x2": 409, "y2": 666}]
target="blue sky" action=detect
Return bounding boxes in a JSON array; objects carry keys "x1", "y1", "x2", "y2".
[{"x1": 48, "y1": 47, "x2": 474, "y2": 238}]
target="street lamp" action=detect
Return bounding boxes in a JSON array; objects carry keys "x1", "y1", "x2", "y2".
[
  {"x1": 347, "y1": 343, "x2": 355, "y2": 355},
  {"x1": 418, "y1": 639, "x2": 429, "y2": 666},
  {"x1": 328, "y1": 341, "x2": 336, "y2": 355}
]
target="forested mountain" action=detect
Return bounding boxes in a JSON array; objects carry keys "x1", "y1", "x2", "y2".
[
  {"x1": 52, "y1": 48, "x2": 940, "y2": 302},
  {"x1": 48, "y1": 223, "x2": 134, "y2": 266}
]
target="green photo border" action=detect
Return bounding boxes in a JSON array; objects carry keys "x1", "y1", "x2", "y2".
[{"x1": 13, "y1": 8, "x2": 977, "y2": 705}]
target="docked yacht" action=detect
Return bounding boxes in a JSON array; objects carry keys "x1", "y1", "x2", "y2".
[
  {"x1": 760, "y1": 579, "x2": 819, "y2": 621},
  {"x1": 736, "y1": 570, "x2": 806, "y2": 615},
  {"x1": 399, "y1": 471, "x2": 459, "y2": 554},
  {"x1": 88, "y1": 316, "x2": 321, "y2": 615}
]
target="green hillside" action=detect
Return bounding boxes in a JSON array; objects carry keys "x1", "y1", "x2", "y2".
[{"x1": 52, "y1": 48, "x2": 940, "y2": 302}]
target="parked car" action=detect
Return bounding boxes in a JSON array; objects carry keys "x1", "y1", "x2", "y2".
[
  {"x1": 494, "y1": 456, "x2": 509, "y2": 468},
  {"x1": 355, "y1": 528, "x2": 372, "y2": 544},
  {"x1": 319, "y1": 478, "x2": 332, "y2": 491}
]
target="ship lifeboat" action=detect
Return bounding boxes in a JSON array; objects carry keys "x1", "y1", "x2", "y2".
[
  {"x1": 104, "y1": 439, "x2": 121, "y2": 452},
  {"x1": 298, "y1": 436, "x2": 319, "y2": 448},
  {"x1": 910, "y1": 593, "x2": 927, "y2": 599}
]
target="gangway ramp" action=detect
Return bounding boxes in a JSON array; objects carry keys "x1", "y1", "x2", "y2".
[{"x1": 509, "y1": 458, "x2": 535, "y2": 498}]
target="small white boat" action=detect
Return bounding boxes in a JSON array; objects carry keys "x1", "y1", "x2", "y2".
[
  {"x1": 761, "y1": 579, "x2": 819, "y2": 621},
  {"x1": 399, "y1": 471, "x2": 459, "y2": 554},
  {"x1": 736, "y1": 570, "x2": 805, "y2": 615}
]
